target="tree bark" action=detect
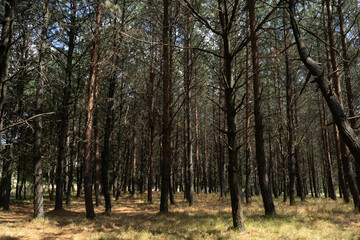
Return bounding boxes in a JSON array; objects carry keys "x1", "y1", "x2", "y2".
[
  {"x1": 195, "y1": 96, "x2": 200, "y2": 194},
  {"x1": 336, "y1": 0, "x2": 360, "y2": 209},
  {"x1": 183, "y1": 1, "x2": 194, "y2": 205},
  {"x1": 55, "y1": 0, "x2": 76, "y2": 211},
  {"x1": 245, "y1": 17, "x2": 252, "y2": 204},
  {"x1": 100, "y1": 58, "x2": 116, "y2": 213},
  {"x1": 93, "y1": 80, "x2": 101, "y2": 207},
  {"x1": 0, "y1": 0, "x2": 17, "y2": 209},
  {"x1": 147, "y1": 40, "x2": 155, "y2": 203},
  {"x1": 83, "y1": 0, "x2": 102, "y2": 219},
  {"x1": 284, "y1": 21, "x2": 296, "y2": 206},
  {"x1": 324, "y1": 0, "x2": 350, "y2": 203},
  {"x1": 33, "y1": 0, "x2": 50, "y2": 218},
  {"x1": 160, "y1": 0, "x2": 171, "y2": 213},
  {"x1": 0, "y1": 0, "x2": 16, "y2": 135},
  {"x1": 131, "y1": 116, "x2": 137, "y2": 196},
  {"x1": 249, "y1": 0, "x2": 275, "y2": 216}
]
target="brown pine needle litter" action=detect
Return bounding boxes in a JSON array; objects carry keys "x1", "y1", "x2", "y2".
[{"x1": 0, "y1": 193, "x2": 359, "y2": 239}]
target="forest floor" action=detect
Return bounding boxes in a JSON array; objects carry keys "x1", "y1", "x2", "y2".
[{"x1": 0, "y1": 192, "x2": 359, "y2": 240}]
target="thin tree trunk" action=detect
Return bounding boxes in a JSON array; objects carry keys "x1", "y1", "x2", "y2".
[
  {"x1": 65, "y1": 1, "x2": 77, "y2": 205},
  {"x1": 218, "y1": 90, "x2": 226, "y2": 198},
  {"x1": 245, "y1": 22, "x2": 252, "y2": 203},
  {"x1": 203, "y1": 128, "x2": 208, "y2": 193},
  {"x1": 324, "y1": 0, "x2": 349, "y2": 203},
  {"x1": 100, "y1": 28, "x2": 117, "y2": 213},
  {"x1": 194, "y1": 96, "x2": 200, "y2": 194},
  {"x1": 33, "y1": 0, "x2": 49, "y2": 218},
  {"x1": 183, "y1": 0, "x2": 194, "y2": 205},
  {"x1": 249, "y1": 0, "x2": 275, "y2": 215},
  {"x1": 147, "y1": 30, "x2": 156, "y2": 203},
  {"x1": 284, "y1": 23, "x2": 296, "y2": 205},
  {"x1": 83, "y1": 0, "x2": 102, "y2": 219},
  {"x1": 55, "y1": 0, "x2": 76, "y2": 211},
  {"x1": 337, "y1": 0, "x2": 360, "y2": 209},
  {"x1": 93, "y1": 82, "x2": 101, "y2": 206},
  {"x1": 76, "y1": 113, "x2": 83, "y2": 198},
  {"x1": 319, "y1": 95, "x2": 337, "y2": 200},
  {"x1": 131, "y1": 117, "x2": 137, "y2": 196},
  {"x1": 311, "y1": 147, "x2": 318, "y2": 197}
]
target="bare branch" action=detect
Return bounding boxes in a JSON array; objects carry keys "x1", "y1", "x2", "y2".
[{"x1": 0, "y1": 112, "x2": 56, "y2": 133}]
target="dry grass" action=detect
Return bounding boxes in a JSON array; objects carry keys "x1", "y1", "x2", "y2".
[{"x1": 0, "y1": 192, "x2": 359, "y2": 239}]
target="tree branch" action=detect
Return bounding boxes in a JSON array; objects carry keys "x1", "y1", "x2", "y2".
[{"x1": 0, "y1": 112, "x2": 56, "y2": 133}]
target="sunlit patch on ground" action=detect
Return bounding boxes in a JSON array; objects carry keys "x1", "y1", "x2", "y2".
[{"x1": 0, "y1": 193, "x2": 359, "y2": 239}]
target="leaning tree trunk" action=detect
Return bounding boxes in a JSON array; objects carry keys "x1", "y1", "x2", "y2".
[
  {"x1": 249, "y1": 0, "x2": 275, "y2": 216},
  {"x1": 289, "y1": 0, "x2": 360, "y2": 204}
]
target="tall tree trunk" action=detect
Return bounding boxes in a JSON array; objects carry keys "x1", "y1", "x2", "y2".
[
  {"x1": 195, "y1": 96, "x2": 200, "y2": 194},
  {"x1": 65, "y1": 1, "x2": 78, "y2": 206},
  {"x1": 55, "y1": 0, "x2": 76, "y2": 210},
  {"x1": 218, "y1": 91, "x2": 226, "y2": 198},
  {"x1": 284, "y1": 20, "x2": 296, "y2": 206},
  {"x1": 319, "y1": 95, "x2": 337, "y2": 200},
  {"x1": 33, "y1": 0, "x2": 50, "y2": 218},
  {"x1": 15, "y1": 29, "x2": 28, "y2": 202},
  {"x1": 0, "y1": 0, "x2": 16, "y2": 135},
  {"x1": 93, "y1": 81, "x2": 101, "y2": 206},
  {"x1": 76, "y1": 113, "x2": 83, "y2": 198},
  {"x1": 325, "y1": 0, "x2": 349, "y2": 203},
  {"x1": 215, "y1": 0, "x2": 245, "y2": 229},
  {"x1": 223, "y1": 39, "x2": 245, "y2": 230},
  {"x1": 0, "y1": 0, "x2": 17, "y2": 209},
  {"x1": 337, "y1": 0, "x2": 360, "y2": 209},
  {"x1": 83, "y1": 0, "x2": 102, "y2": 219},
  {"x1": 183, "y1": 2, "x2": 194, "y2": 205},
  {"x1": 147, "y1": 41, "x2": 155, "y2": 203},
  {"x1": 249, "y1": 0, "x2": 275, "y2": 215},
  {"x1": 100, "y1": 16, "x2": 119, "y2": 212},
  {"x1": 160, "y1": 0, "x2": 171, "y2": 213},
  {"x1": 100, "y1": 69, "x2": 115, "y2": 213},
  {"x1": 203, "y1": 128, "x2": 208, "y2": 193},
  {"x1": 245, "y1": 19, "x2": 252, "y2": 203}
]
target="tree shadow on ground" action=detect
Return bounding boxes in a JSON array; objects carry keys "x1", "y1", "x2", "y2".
[{"x1": 0, "y1": 236, "x2": 20, "y2": 240}]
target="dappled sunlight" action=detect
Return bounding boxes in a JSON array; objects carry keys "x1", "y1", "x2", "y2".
[{"x1": 0, "y1": 193, "x2": 359, "y2": 239}]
